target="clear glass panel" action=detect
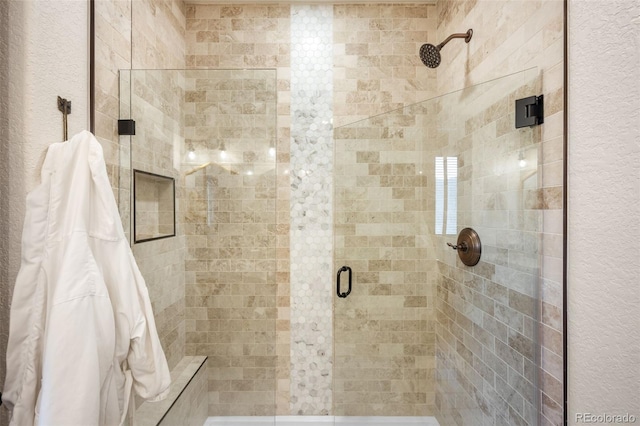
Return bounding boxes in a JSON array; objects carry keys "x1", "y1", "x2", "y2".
[
  {"x1": 334, "y1": 68, "x2": 541, "y2": 426},
  {"x1": 120, "y1": 69, "x2": 278, "y2": 423}
]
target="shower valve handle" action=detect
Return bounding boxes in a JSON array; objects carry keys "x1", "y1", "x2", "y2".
[
  {"x1": 447, "y1": 228, "x2": 482, "y2": 267},
  {"x1": 447, "y1": 242, "x2": 468, "y2": 252}
]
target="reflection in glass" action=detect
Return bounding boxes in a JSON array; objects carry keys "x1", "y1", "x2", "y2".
[{"x1": 435, "y1": 156, "x2": 457, "y2": 235}]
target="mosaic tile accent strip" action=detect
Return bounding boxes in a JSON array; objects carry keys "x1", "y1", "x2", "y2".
[{"x1": 289, "y1": 4, "x2": 334, "y2": 416}]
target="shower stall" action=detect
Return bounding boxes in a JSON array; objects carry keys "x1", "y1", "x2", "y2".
[{"x1": 119, "y1": 64, "x2": 542, "y2": 426}]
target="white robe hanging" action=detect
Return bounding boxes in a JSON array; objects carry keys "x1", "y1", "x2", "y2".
[{"x1": 2, "y1": 130, "x2": 171, "y2": 425}]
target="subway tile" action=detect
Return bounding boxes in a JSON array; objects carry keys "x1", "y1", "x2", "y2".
[
  {"x1": 495, "y1": 339, "x2": 524, "y2": 374},
  {"x1": 508, "y1": 328, "x2": 536, "y2": 362}
]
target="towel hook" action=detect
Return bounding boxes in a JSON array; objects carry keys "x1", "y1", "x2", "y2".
[{"x1": 57, "y1": 96, "x2": 72, "y2": 141}]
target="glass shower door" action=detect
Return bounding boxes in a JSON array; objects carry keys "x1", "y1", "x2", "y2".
[
  {"x1": 333, "y1": 98, "x2": 435, "y2": 418},
  {"x1": 333, "y1": 68, "x2": 542, "y2": 426}
]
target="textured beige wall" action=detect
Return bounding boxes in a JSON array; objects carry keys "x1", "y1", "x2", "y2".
[
  {"x1": 1, "y1": 3, "x2": 88, "y2": 426},
  {"x1": 0, "y1": 4, "x2": 10, "y2": 423},
  {"x1": 568, "y1": 0, "x2": 640, "y2": 423},
  {"x1": 434, "y1": 1, "x2": 564, "y2": 425}
]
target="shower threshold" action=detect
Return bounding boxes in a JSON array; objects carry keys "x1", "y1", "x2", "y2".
[{"x1": 204, "y1": 416, "x2": 440, "y2": 426}]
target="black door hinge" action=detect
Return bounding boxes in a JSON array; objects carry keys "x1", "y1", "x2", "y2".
[
  {"x1": 118, "y1": 119, "x2": 136, "y2": 136},
  {"x1": 515, "y1": 95, "x2": 544, "y2": 128}
]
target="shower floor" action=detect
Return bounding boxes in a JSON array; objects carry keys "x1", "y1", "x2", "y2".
[{"x1": 204, "y1": 416, "x2": 440, "y2": 426}]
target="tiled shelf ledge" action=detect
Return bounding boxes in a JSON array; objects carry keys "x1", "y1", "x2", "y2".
[{"x1": 135, "y1": 356, "x2": 208, "y2": 426}]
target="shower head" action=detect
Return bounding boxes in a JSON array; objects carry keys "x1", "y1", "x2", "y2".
[
  {"x1": 419, "y1": 43, "x2": 441, "y2": 68},
  {"x1": 419, "y1": 29, "x2": 473, "y2": 68}
]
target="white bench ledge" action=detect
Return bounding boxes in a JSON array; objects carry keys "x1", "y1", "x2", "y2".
[{"x1": 135, "y1": 356, "x2": 208, "y2": 426}]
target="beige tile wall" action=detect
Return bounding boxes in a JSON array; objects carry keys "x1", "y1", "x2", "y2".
[
  {"x1": 94, "y1": 0, "x2": 132, "y2": 191},
  {"x1": 434, "y1": 1, "x2": 564, "y2": 425},
  {"x1": 181, "y1": 69, "x2": 278, "y2": 416},
  {"x1": 183, "y1": 164, "x2": 278, "y2": 416},
  {"x1": 332, "y1": 4, "x2": 437, "y2": 127},
  {"x1": 185, "y1": 5, "x2": 291, "y2": 413}
]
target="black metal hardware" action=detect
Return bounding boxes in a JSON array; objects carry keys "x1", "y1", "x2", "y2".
[
  {"x1": 515, "y1": 94, "x2": 544, "y2": 128},
  {"x1": 57, "y1": 96, "x2": 71, "y2": 140},
  {"x1": 337, "y1": 266, "x2": 352, "y2": 298},
  {"x1": 57, "y1": 96, "x2": 71, "y2": 114},
  {"x1": 118, "y1": 119, "x2": 136, "y2": 136}
]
